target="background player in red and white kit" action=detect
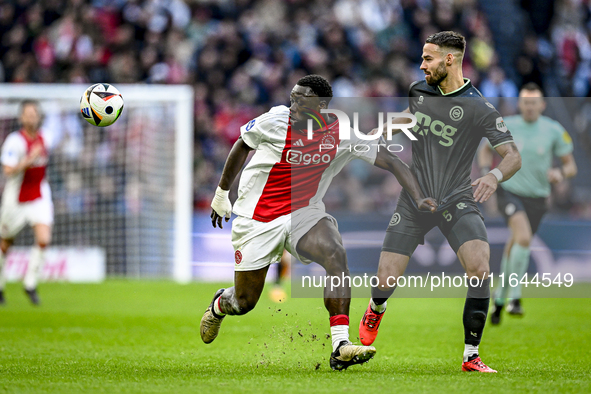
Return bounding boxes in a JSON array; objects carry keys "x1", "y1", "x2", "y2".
[
  {"x1": 200, "y1": 75, "x2": 437, "y2": 370},
  {"x1": 0, "y1": 100, "x2": 53, "y2": 305}
]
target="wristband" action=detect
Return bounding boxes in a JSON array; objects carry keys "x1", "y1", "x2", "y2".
[
  {"x1": 488, "y1": 168, "x2": 503, "y2": 182},
  {"x1": 215, "y1": 186, "x2": 229, "y2": 198},
  {"x1": 211, "y1": 186, "x2": 232, "y2": 218}
]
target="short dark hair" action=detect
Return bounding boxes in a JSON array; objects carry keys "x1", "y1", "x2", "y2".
[
  {"x1": 20, "y1": 99, "x2": 41, "y2": 114},
  {"x1": 296, "y1": 74, "x2": 333, "y2": 99},
  {"x1": 520, "y1": 82, "x2": 544, "y2": 96},
  {"x1": 425, "y1": 31, "x2": 466, "y2": 54}
]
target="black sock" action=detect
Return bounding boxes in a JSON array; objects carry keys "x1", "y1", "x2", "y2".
[
  {"x1": 371, "y1": 285, "x2": 396, "y2": 306},
  {"x1": 463, "y1": 278, "x2": 490, "y2": 346}
]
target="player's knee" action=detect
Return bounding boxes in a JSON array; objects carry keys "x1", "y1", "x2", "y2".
[
  {"x1": 467, "y1": 265, "x2": 490, "y2": 280},
  {"x1": 514, "y1": 233, "x2": 531, "y2": 248},
  {"x1": 465, "y1": 257, "x2": 490, "y2": 279},
  {"x1": 36, "y1": 240, "x2": 50, "y2": 249},
  {"x1": 235, "y1": 294, "x2": 257, "y2": 315}
]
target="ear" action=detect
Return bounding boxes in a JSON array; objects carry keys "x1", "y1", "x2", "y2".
[
  {"x1": 318, "y1": 99, "x2": 328, "y2": 110},
  {"x1": 446, "y1": 53, "x2": 454, "y2": 66}
]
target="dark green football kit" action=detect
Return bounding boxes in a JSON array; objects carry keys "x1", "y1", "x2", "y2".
[{"x1": 382, "y1": 79, "x2": 514, "y2": 255}]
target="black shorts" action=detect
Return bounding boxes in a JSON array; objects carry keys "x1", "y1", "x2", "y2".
[
  {"x1": 382, "y1": 191, "x2": 488, "y2": 257},
  {"x1": 496, "y1": 187, "x2": 548, "y2": 234}
]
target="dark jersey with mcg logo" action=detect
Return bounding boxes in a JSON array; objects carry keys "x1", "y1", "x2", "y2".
[{"x1": 406, "y1": 78, "x2": 513, "y2": 209}]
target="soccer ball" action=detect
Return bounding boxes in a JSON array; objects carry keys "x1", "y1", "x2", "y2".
[{"x1": 80, "y1": 83, "x2": 124, "y2": 127}]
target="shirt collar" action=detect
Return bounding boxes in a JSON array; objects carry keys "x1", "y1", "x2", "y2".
[{"x1": 438, "y1": 78, "x2": 471, "y2": 96}]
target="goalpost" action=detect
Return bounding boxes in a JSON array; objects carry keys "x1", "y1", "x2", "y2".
[{"x1": 0, "y1": 84, "x2": 193, "y2": 283}]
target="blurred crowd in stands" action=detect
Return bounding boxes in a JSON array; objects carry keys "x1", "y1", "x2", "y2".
[{"x1": 1, "y1": 0, "x2": 591, "y2": 218}]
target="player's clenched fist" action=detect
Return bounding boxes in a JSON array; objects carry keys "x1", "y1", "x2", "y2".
[
  {"x1": 471, "y1": 173, "x2": 498, "y2": 203},
  {"x1": 416, "y1": 198, "x2": 438, "y2": 212},
  {"x1": 210, "y1": 186, "x2": 232, "y2": 228}
]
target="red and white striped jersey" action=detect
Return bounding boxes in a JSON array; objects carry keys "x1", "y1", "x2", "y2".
[
  {"x1": 0, "y1": 130, "x2": 51, "y2": 205},
  {"x1": 233, "y1": 105, "x2": 378, "y2": 222}
]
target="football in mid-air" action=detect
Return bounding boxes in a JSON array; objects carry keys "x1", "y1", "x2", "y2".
[{"x1": 80, "y1": 83, "x2": 124, "y2": 127}]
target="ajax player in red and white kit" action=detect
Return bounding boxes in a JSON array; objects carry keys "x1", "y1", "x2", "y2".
[
  {"x1": 200, "y1": 75, "x2": 437, "y2": 370},
  {"x1": 0, "y1": 100, "x2": 53, "y2": 305}
]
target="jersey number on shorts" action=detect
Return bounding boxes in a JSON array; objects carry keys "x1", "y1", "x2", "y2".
[{"x1": 442, "y1": 210, "x2": 452, "y2": 222}]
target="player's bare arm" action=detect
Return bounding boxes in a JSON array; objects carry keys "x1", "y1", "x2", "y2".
[
  {"x1": 472, "y1": 142, "x2": 521, "y2": 203},
  {"x1": 373, "y1": 148, "x2": 437, "y2": 212},
  {"x1": 547, "y1": 153, "x2": 577, "y2": 184},
  {"x1": 3, "y1": 142, "x2": 43, "y2": 177},
  {"x1": 210, "y1": 137, "x2": 253, "y2": 229}
]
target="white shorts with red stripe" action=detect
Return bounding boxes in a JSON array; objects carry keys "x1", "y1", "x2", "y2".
[
  {"x1": 231, "y1": 205, "x2": 337, "y2": 271},
  {"x1": 0, "y1": 196, "x2": 53, "y2": 239}
]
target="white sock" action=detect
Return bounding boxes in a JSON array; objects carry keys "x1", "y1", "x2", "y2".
[
  {"x1": 331, "y1": 325, "x2": 349, "y2": 352},
  {"x1": 24, "y1": 246, "x2": 44, "y2": 291},
  {"x1": 463, "y1": 344, "x2": 479, "y2": 362},
  {"x1": 370, "y1": 299, "x2": 387, "y2": 313},
  {"x1": 0, "y1": 251, "x2": 6, "y2": 291},
  {"x1": 213, "y1": 293, "x2": 226, "y2": 316}
]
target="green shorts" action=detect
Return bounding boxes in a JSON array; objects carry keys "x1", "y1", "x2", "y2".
[{"x1": 382, "y1": 191, "x2": 488, "y2": 256}]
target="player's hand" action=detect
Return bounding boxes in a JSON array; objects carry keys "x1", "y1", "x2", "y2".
[
  {"x1": 416, "y1": 197, "x2": 438, "y2": 212},
  {"x1": 471, "y1": 173, "x2": 497, "y2": 203},
  {"x1": 547, "y1": 168, "x2": 564, "y2": 184},
  {"x1": 210, "y1": 187, "x2": 232, "y2": 228}
]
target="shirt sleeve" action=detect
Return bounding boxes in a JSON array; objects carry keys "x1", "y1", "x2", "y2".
[
  {"x1": 553, "y1": 125, "x2": 574, "y2": 158},
  {"x1": 477, "y1": 104, "x2": 514, "y2": 149},
  {"x1": 239, "y1": 117, "x2": 265, "y2": 150},
  {"x1": 1, "y1": 134, "x2": 24, "y2": 167},
  {"x1": 239, "y1": 108, "x2": 287, "y2": 150}
]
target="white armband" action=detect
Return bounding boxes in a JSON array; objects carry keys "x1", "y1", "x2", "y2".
[{"x1": 488, "y1": 168, "x2": 503, "y2": 182}]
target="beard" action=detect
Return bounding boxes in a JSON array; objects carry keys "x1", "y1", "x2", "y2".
[{"x1": 426, "y1": 62, "x2": 448, "y2": 86}]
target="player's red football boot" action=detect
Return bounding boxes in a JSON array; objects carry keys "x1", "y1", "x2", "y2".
[
  {"x1": 359, "y1": 302, "x2": 385, "y2": 346},
  {"x1": 461, "y1": 356, "x2": 497, "y2": 373}
]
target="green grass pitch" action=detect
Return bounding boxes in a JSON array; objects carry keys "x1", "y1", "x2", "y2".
[{"x1": 0, "y1": 281, "x2": 589, "y2": 393}]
